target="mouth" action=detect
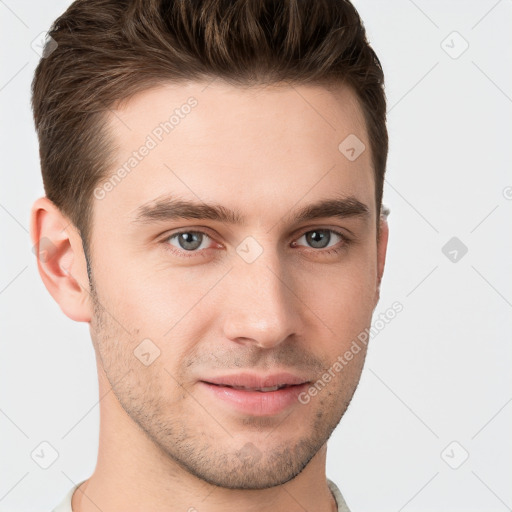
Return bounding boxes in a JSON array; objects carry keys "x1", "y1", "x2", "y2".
[
  {"x1": 198, "y1": 373, "x2": 311, "y2": 416},
  {"x1": 207, "y1": 382, "x2": 305, "y2": 392}
]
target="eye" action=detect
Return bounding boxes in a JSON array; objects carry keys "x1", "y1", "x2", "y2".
[
  {"x1": 164, "y1": 230, "x2": 216, "y2": 258},
  {"x1": 292, "y1": 228, "x2": 350, "y2": 255}
]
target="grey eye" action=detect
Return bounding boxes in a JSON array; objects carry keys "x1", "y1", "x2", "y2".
[
  {"x1": 296, "y1": 229, "x2": 342, "y2": 250},
  {"x1": 304, "y1": 230, "x2": 332, "y2": 249},
  {"x1": 168, "y1": 231, "x2": 210, "y2": 251}
]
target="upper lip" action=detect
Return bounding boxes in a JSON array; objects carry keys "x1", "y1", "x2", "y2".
[{"x1": 201, "y1": 372, "x2": 310, "y2": 389}]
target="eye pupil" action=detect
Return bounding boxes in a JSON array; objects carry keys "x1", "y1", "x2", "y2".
[{"x1": 306, "y1": 230, "x2": 330, "y2": 249}]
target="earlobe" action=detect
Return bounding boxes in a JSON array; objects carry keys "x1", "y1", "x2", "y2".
[
  {"x1": 374, "y1": 215, "x2": 389, "y2": 308},
  {"x1": 30, "y1": 196, "x2": 93, "y2": 323}
]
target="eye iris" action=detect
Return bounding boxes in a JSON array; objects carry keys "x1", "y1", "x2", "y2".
[
  {"x1": 178, "y1": 232, "x2": 202, "y2": 250},
  {"x1": 306, "y1": 230, "x2": 330, "y2": 249}
]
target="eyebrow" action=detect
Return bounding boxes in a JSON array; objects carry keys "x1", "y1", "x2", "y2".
[{"x1": 131, "y1": 194, "x2": 371, "y2": 227}]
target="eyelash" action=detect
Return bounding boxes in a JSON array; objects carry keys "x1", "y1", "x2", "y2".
[{"x1": 161, "y1": 228, "x2": 352, "y2": 259}]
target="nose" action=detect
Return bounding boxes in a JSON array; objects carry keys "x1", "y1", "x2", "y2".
[{"x1": 221, "y1": 252, "x2": 303, "y2": 350}]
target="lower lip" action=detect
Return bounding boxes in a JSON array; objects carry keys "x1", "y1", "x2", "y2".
[{"x1": 199, "y1": 382, "x2": 310, "y2": 416}]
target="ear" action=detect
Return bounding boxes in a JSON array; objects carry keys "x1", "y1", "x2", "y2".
[
  {"x1": 30, "y1": 196, "x2": 93, "y2": 322},
  {"x1": 373, "y1": 213, "x2": 389, "y2": 309}
]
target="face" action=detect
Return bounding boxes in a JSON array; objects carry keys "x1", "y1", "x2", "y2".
[{"x1": 87, "y1": 80, "x2": 385, "y2": 489}]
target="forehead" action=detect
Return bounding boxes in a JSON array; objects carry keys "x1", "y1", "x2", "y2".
[{"x1": 96, "y1": 80, "x2": 374, "y2": 227}]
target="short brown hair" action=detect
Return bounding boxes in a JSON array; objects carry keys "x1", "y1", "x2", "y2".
[{"x1": 31, "y1": 0, "x2": 388, "y2": 258}]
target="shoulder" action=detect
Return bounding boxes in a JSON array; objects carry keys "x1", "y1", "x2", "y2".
[
  {"x1": 327, "y1": 478, "x2": 352, "y2": 512},
  {"x1": 51, "y1": 480, "x2": 86, "y2": 512}
]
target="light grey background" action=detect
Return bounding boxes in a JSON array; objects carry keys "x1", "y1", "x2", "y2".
[{"x1": 1, "y1": 1, "x2": 511, "y2": 511}]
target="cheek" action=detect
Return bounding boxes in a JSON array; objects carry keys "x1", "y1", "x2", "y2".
[
  {"x1": 91, "y1": 242, "x2": 189, "y2": 330},
  {"x1": 126, "y1": 267, "x2": 225, "y2": 329},
  {"x1": 300, "y1": 254, "x2": 377, "y2": 333}
]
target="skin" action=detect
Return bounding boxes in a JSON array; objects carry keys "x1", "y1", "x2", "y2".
[{"x1": 31, "y1": 80, "x2": 388, "y2": 512}]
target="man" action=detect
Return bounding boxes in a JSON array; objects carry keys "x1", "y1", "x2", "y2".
[{"x1": 30, "y1": 0, "x2": 389, "y2": 510}]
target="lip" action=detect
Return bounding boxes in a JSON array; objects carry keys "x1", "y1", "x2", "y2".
[
  {"x1": 203, "y1": 372, "x2": 309, "y2": 389},
  {"x1": 199, "y1": 372, "x2": 311, "y2": 416}
]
